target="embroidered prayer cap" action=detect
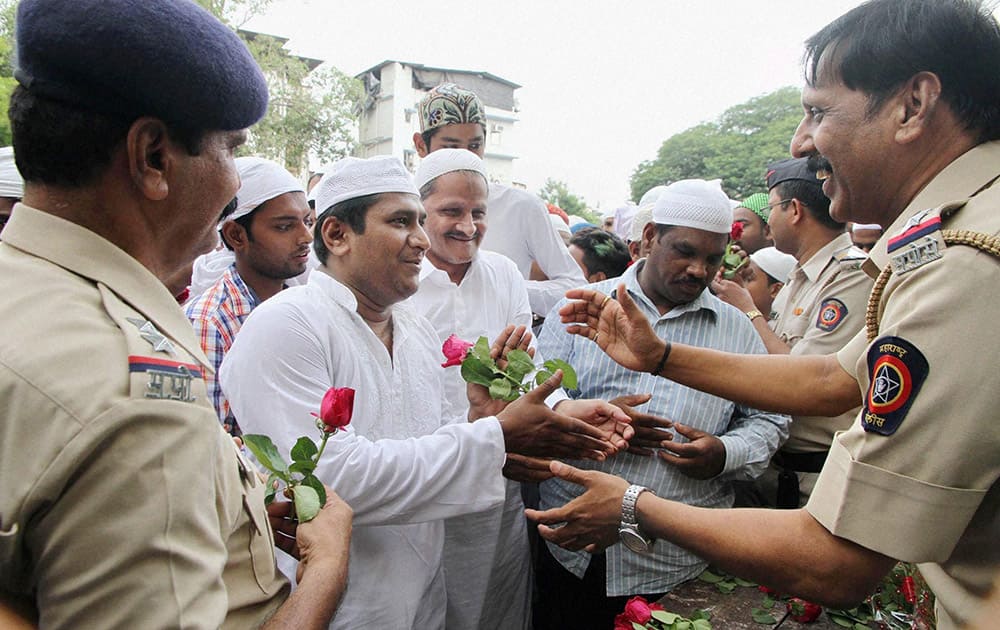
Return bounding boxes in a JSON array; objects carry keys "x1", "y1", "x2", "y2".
[
  {"x1": 638, "y1": 185, "x2": 669, "y2": 207},
  {"x1": 14, "y1": 0, "x2": 268, "y2": 131},
  {"x1": 750, "y1": 246, "x2": 797, "y2": 283},
  {"x1": 0, "y1": 147, "x2": 24, "y2": 199},
  {"x1": 227, "y1": 157, "x2": 305, "y2": 223},
  {"x1": 417, "y1": 83, "x2": 487, "y2": 133},
  {"x1": 738, "y1": 192, "x2": 771, "y2": 222},
  {"x1": 651, "y1": 179, "x2": 733, "y2": 234},
  {"x1": 413, "y1": 148, "x2": 488, "y2": 190},
  {"x1": 629, "y1": 204, "x2": 654, "y2": 242},
  {"x1": 765, "y1": 158, "x2": 823, "y2": 192},
  {"x1": 313, "y1": 156, "x2": 419, "y2": 214}
]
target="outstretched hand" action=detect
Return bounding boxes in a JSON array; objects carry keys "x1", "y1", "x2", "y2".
[
  {"x1": 558, "y1": 284, "x2": 666, "y2": 373},
  {"x1": 524, "y1": 460, "x2": 629, "y2": 553},
  {"x1": 610, "y1": 393, "x2": 674, "y2": 456},
  {"x1": 498, "y1": 370, "x2": 620, "y2": 461},
  {"x1": 267, "y1": 486, "x2": 353, "y2": 582},
  {"x1": 554, "y1": 398, "x2": 634, "y2": 452},
  {"x1": 655, "y1": 422, "x2": 726, "y2": 479}
]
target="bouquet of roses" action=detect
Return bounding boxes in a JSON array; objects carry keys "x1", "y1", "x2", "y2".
[
  {"x1": 615, "y1": 596, "x2": 712, "y2": 630},
  {"x1": 242, "y1": 386, "x2": 353, "y2": 522},
  {"x1": 441, "y1": 334, "x2": 577, "y2": 402},
  {"x1": 721, "y1": 221, "x2": 747, "y2": 280}
]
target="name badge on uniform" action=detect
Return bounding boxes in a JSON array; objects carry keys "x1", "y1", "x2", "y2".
[
  {"x1": 861, "y1": 336, "x2": 928, "y2": 436},
  {"x1": 129, "y1": 356, "x2": 203, "y2": 402},
  {"x1": 886, "y1": 214, "x2": 946, "y2": 275}
]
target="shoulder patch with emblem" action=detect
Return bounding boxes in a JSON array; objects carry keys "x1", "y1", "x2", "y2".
[
  {"x1": 862, "y1": 336, "x2": 928, "y2": 436},
  {"x1": 815, "y1": 298, "x2": 848, "y2": 332},
  {"x1": 887, "y1": 215, "x2": 946, "y2": 275}
]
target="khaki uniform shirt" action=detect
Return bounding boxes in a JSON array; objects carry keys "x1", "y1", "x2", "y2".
[
  {"x1": 0, "y1": 205, "x2": 288, "y2": 629},
  {"x1": 771, "y1": 232, "x2": 872, "y2": 452},
  {"x1": 808, "y1": 141, "x2": 1000, "y2": 629}
]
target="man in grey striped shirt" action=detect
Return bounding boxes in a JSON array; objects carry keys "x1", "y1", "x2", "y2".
[{"x1": 534, "y1": 179, "x2": 790, "y2": 629}]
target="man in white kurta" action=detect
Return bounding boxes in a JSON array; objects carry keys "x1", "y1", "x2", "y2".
[
  {"x1": 222, "y1": 155, "x2": 629, "y2": 630},
  {"x1": 407, "y1": 150, "x2": 537, "y2": 629}
]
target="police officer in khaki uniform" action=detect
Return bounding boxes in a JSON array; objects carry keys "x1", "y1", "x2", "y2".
[
  {"x1": 0, "y1": 1, "x2": 351, "y2": 628},
  {"x1": 524, "y1": 1, "x2": 1000, "y2": 628},
  {"x1": 715, "y1": 158, "x2": 872, "y2": 507}
]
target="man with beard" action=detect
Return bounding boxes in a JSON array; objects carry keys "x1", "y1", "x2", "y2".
[
  {"x1": 221, "y1": 155, "x2": 632, "y2": 630},
  {"x1": 527, "y1": 1, "x2": 1000, "y2": 627},
  {"x1": 186, "y1": 157, "x2": 313, "y2": 435},
  {"x1": 534, "y1": 179, "x2": 789, "y2": 629}
]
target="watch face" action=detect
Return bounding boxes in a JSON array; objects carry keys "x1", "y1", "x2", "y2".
[{"x1": 619, "y1": 526, "x2": 653, "y2": 554}]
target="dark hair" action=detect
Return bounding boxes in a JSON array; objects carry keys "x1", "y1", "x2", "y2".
[
  {"x1": 419, "y1": 123, "x2": 488, "y2": 151},
  {"x1": 312, "y1": 192, "x2": 383, "y2": 264},
  {"x1": 570, "y1": 227, "x2": 631, "y2": 280},
  {"x1": 10, "y1": 86, "x2": 206, "y2": 187},
  {"x1": 775, "y1": 180, "x2": 844, "y2": 231},
  {"x1": 804, "y1": 0, "x2": 1000, "y2": 142}
]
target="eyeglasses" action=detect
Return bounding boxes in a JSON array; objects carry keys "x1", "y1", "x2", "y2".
[{"x1": 765, "y1": 199, "x2": 793, "y2": 212}]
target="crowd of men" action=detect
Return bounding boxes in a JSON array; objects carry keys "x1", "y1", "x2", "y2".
[{"x1": 0, "y1": 0, "x2": 998, "y2": 629}]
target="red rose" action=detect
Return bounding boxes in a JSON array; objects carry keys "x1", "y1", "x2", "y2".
[
  {"x1": 316, "y1": 387, "x2": 354, "y2": 432},
  {"x1": 623, "y1": 596, "x2": 653, "y2": 624},
  {"x1": 441, "y1": 334, "x2": 474, "y2": 368},
  {"x1": 787, "y1": 597, "x2": 822, "y2": 623},
  {"x1": 758, "y1": 585, "x2": 780, "y2": 596},
  {"x1": 730, "y1": 221, "x2": 744, "y2": 241},
  {"x1": 613, "y1": 613, "x2": 633, "y2": 630}
]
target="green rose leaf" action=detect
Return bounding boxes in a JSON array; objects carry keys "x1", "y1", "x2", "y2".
[
  {"x1": 733, "y1": 577, "x2": 756, "y2": 587},
  {"x1": 300, "y1": 473, "x2": 327, "y2": 506},
  {"x1": 829, "y1": 614, "x2": 855, "y2": 627},
  {"x1": 716, "y1": 581, "x2": 736, "y2": 593},
  {"x1": 762, "y1": 595, "x2": 775, "y2": 608},
  {"x1": 630, "y1": 623, "x2": 646, "y2": 630},
  {"x1": 504, "y1": 349, "x2": 535, "y2": 381},
  {"x1": 243, "y1": 434, "x2": 289, "y2": 475},
  {"x1": 470, "y1": 336, "x2": 493, "y2": 363},
  {"x1": 290, "y1": 436, "x2": 318, "y2": 463},
  {"x1": 697, "y1": 569, "x2": 724, "y2": 583},
  {"x1": 853, "y1": 624, "x2": 869, "y2": 630},
  {"x1": 691, "y1": 610, "x2": 711, "y2": 620},
  {"x1": 543, "y1": 359, "x2": 577, "y2": 389},
  {"x1": 264, "y1": 472, "x2": 280, "y2": 505},
  {"x1": 675, "y1": 621, "x2": 692, "y2": 630},
  {"x1": 489, "y1": 377, "x2": 513, "y2": 401},
  {"x1": 751, "y1": 608, "x2": 777, "y2": 624},
  {"x1": 534, "y1": 369, "x2": 553, "y2": 385},
  {"x1": 461, "y1": 356, "x2": 496, "y2": 388},
  {"x1": 289, "y1": 459, "x2": 317, "y2": 475},
  {"x1": 651, "y1": 610, "x2": 679, "y2": 624},
  {"x1": 692, "y1": 619, "x2": 712, "y2": 630},
  {"x1": 292, "y1": 484, "x2": 321, "y2": 522}
]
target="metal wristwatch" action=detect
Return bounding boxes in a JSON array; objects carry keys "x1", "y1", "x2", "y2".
[{"x1": 619, "y1": 484, "x2": 655, "y2": 553}]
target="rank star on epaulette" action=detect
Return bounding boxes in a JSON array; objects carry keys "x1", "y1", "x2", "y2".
[{"x1": 126, "y1": 317, "x2": 177, "y2": 356}]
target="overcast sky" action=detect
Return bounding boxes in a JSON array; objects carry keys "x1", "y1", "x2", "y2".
[{"x1": 249, "y1": 0, "x2": 872, "y2": 212}]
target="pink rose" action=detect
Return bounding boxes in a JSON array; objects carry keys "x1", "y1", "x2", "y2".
[
  {"x1": 730, "y1": 220, "x2": 744, "y2": 242},
  {"x1": 613, "y1": 613, "x2": 634, "y2": 630},
  {"x1": 441, "y1": 334, "x2": 473, "y2": 368},
  {"x1": 315, "y1": 387, "x2": 354, "y2": 432},
  {"x1": 623, "y1": 596, "x2": 653, "y2": 625}
]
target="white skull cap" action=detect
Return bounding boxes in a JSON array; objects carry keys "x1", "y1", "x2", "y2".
[
  {"x1": 227, "y1": 156, "x2": 304, "y2": 222},
  {"x1": 414, "y1": 148, "x2": 488, "y2": 190},
  {"x1": 314, "y1": 155, "x2": 419, "y2": 214},
  {"x1": 750, "y1": 246, "x2": 797, "y2": 283},
  {"x1": 651, "y1": 179, "x2": 733, "y2": 234}
]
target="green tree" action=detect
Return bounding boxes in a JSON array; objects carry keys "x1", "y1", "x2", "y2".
[
  {"x1": 197, "y1": 0, "x2": 363, "y2": 175},
  {"x1": 630, "y1": 86, "x2": 803, "y2": 201},
  {"x1": 0, "y1": 0, "x2": 18, "y2": 146},
  {"x1": 538, "y1": 178, "x2": 587, "y2": 217}
]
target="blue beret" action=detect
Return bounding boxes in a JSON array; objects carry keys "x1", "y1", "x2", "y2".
[
  {"x1": 764, "y1": 158, "x2": 823, "y2": 192},
  {"x1": 14, "y1": 0, "x2": 268, "y2": 131},
  {"x1": 570, "y1": 222, "x2": 599, "y2": 234}
]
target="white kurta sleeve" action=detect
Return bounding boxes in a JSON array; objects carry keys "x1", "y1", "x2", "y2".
[{"x1": 220, "y1": 296, "x2": 507, "y2": 528}]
